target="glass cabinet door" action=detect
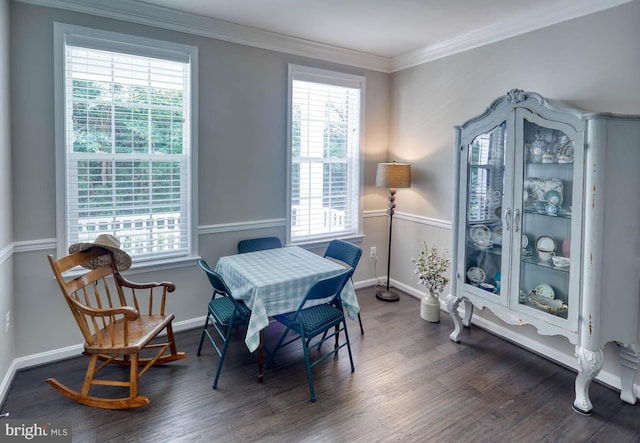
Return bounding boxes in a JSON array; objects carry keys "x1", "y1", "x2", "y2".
[
  {"x1": 516, "y1": 118, "x2": 575, "y2": 320},
  {"x1": 462, "y1": 122, "x2": 507, "y2": 303}
]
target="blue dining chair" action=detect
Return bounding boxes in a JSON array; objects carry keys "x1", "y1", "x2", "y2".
[
  {"x1": 267, "y1": 268, "x2": 355, "y2": 402},
  {"x1": 196, "y1": 259, "x2": 252, "y2": 389},
  {"x1": 237, "y1": 236, "x2": 282, "y2": 254},
  {"x1": 323, "y1": 239, "x2": 364, "y2": 334}
]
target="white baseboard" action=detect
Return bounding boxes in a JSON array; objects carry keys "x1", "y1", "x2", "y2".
[
  {"x1": 0, "y1": 316, "x2": 205, "y2": 408},
  {"x1": 0, "y1": 359, "x2": 16, "y2": 412}
]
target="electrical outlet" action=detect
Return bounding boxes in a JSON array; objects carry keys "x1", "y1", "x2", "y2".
[
  {"x1": 4, "y1": 310, "x2": 10, "y2": 334},
  {"x1": 370, "y1": 246, "x2": 377, "y2": 258}
]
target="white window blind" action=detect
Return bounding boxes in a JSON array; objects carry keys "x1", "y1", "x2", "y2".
[
  {"x1": 467, "y1": 123, "x2": 506, "y2": 223},
  {"x1": 288, "y1": 65, "x2": 363, "y2": 243},
  {"x1": 58, "y1": 26, "x2": 195, "y2": 263}
]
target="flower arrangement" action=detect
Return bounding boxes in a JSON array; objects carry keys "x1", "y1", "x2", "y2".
[{"x1": 410, "y1": 242, "x2": 450, "y2": 298}]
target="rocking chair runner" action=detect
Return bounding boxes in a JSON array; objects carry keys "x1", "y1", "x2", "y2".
[{"x1": 47, "y1": 247, "x2": 186, "y2": 409}]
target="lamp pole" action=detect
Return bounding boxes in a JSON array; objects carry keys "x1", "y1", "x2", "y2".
[
  {"x1": 376, "y1": 187, "x2": 399, "y2": 301},
  {"x1": 375, "y1": 161, "x2": 411, "y2": 302}
]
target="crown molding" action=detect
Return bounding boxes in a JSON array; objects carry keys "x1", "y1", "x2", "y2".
[
  {"x1": 15, "y1": 0, "x2": 392, "y2": 72},
  {"x1": 11, "y1": 0, "x2": 636, "y2": 73},
  {"x1": 390, "y1": 0, "x2": 633, "y2": 72}
]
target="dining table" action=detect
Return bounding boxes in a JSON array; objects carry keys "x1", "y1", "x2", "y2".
[{"x1": 214, "y1": 245, "x2": 360, "y2": 381}]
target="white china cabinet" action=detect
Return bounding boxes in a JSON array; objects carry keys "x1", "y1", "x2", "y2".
[{"x1": 446, "y1": 89, "x2": 640, "y2": 414}]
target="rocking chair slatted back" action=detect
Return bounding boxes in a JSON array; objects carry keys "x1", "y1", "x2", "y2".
[
  {"x1": 51, "y1": 251, "x2": 131, "y2": 347},
  {"x1": 46, "y1": 248, "x2": 186, "y2": 409}
]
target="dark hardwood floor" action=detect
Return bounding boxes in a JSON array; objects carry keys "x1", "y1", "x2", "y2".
[{"x1": 2, "y1": 287, "x2": 639, "y2": 442}]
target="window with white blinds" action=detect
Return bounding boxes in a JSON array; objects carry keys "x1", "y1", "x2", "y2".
[
  {"x1": 288, "y1": 65, "x2": 363, "y2": 243},
  {"x1": 55, "y1": 24, "x2": 198, "y2": 264}
]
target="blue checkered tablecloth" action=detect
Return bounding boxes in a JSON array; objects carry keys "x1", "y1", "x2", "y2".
[{"x1": 214, "y1": 246, "x2": 360, "y2": 352}]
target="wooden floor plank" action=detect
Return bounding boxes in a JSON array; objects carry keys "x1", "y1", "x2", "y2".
[{"x1": 2, "y1": 287, "x2": 639, "y2": 442}]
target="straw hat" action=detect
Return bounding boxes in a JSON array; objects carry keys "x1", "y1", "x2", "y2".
[{"x1": 68, "y1": 234, "x2": 132, "y2": 271}]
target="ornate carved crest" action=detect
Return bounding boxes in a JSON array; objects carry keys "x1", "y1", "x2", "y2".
[{"x1": 505, "y1": 89, "x2": 526, "y2": 103}]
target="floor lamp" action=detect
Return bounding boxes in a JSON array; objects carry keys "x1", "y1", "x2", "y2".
[{"x1": 375, "y1": 161, "x2": 411, "y2": 302}]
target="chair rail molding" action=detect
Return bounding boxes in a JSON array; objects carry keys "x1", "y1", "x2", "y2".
[
  {"x1": 0, "y1": 242, "x2": 13, "y2": 265},
  {"x1": 11, "y1": 219, "x2": 288, "y2": 255},
  {"x1": 363, "y1": 210, "x2": 452, "y2": 230},
  {"x1": 13, "y1": 238, "x2": 56, "y2": 254}
]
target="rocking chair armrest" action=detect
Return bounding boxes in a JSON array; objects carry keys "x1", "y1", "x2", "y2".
[
  {"x1": 68, "y1": 297, "x2": 139, "y2": 321},
  {"x1": 115, "y1": 273, "x2": 176, "y2": 293}
]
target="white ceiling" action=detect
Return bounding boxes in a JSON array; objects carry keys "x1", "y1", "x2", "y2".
[
  {"x1": 135, "y1": 0, "x2": 630, "y2": 58},
  {"x1": 23, "y1": 0, "x2": 631, "y2": 72}
]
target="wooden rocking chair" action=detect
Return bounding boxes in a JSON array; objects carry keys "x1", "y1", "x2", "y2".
[{"x1": 47, "y1": 248, "x2": 186, "y2": 409}]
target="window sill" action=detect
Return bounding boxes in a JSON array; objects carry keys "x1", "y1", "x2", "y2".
[
  {"x1": 125, "y1": 255, "x2": 201, "y2": 276},
  {"x1": 61, "y1": 255, "x2": 200, "y2": 279},
  {"x1": 289, "y1": 234, "x2": 365, "y2": 251}
]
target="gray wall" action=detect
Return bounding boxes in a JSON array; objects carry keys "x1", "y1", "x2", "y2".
[
  {"x1": 391, "y1": 0, "x2": 640, "y2": 292},
  {"x1": 389, "y1": 1, "x2": 640, "y2": 380},
  {"x1": 0, "y1": 0, "x2": 14, "y2": 395},
  {"x1": 8, "y1": 2, "x2": 390, "y2": 358},
  {"x1": 3, "y1": 0, "x2": 640, "y2": 402}
]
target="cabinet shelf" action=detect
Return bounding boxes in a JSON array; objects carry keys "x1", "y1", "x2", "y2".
[
  {"x1": 467, "y1": 244, "x2": 570, "y2": 274},
  {"x1": 524, "y1": 207, "x2": 572, "y2": 219},
  {"x1": 525, "y1": 161, "x2": 574, "y2": 167},
  {"x1": 469, "y1": 163, "x2": 505, "y2": 169},
  {"x1": 521, "y1": 255, "x2": 570, "y2": 273}
]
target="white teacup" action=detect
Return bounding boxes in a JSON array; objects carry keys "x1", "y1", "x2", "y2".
[
  {"x1": 552, "y1": 256, "x2": 570, "y2": 268},
  {"x1": 542, "y1": 153, "x2": 555, "y2": 163},
  {"x1": 538, "y1": 250, "x2": 555, "y2": 262},
  {"x1": 474, "y1": 239, "x2": 493, "y2": 249},
  {"x1": 557, "y1": 155, "x2": 572, "y2": 164}
]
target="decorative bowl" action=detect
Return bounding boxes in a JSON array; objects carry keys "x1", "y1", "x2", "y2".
[
  {"x1": 528, "y1": 293, "x2": 568, "y2": 315},
  {"x1": 466, "y1": 267, "x2": 485, "y2": 285},
  {"x1": 531, "y1": 282, "x2": 555, "y2": 299},
  {"x1": 552, "y1": 256, "x2": 570, "y2": 268},
  {"x1": 479, "y1": 283, "x2": 497, "y2": 293}
]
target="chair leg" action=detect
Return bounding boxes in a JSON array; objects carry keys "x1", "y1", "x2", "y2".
[
  {"x1": 196, "y1": 315, "x2": 210, "y2": 356},
  {"x1": 212, "y1": 324, "x2": 233, "y2": 389},
  {"x1": 129, "y1": 354, "x2": 139, "y2": 399},
  {"x1": 301, "y1": 332, "x2": 317, "y2": 403},
  {"x1": 265, "y1": 325, "x2": 292, "y2": 369},
  {"x1": 342, "y1": 321, "x2": 355, "y2": 373},
  {"x1": 166, "y1": 323, "x2": 180, "y2": 356},
  {"x1": 47, "y1": 352, "x2": 151, "y2": 409},
  {"x1": 81, "y1": 353, "x2": 99, "y2": 398},
  {"x1": 318, "y1": 309, "x2": 363, "y2": 349}
]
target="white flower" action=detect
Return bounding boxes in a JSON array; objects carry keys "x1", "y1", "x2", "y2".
[{"x1": 410, "y1": 242, "x2": 450, "y2": 298}]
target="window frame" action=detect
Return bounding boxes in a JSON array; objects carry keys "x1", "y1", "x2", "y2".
[
  {"x1": 54, "y1": 23, "x2": 199, "y2": 269},
  {"x1": 286, "y1": 64, "x2": 365, "y2": 245}
]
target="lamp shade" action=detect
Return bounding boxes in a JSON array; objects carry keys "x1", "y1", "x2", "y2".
[{"x1": 376, "y1": 162, "x2": 411, "y2": 189}]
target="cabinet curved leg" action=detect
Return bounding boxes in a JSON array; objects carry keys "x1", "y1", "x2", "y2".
[
  {"x1": 618, "y1": 343, "x2": 639, "y2": 405},
  {"x1": 445, "y1": 294, "x2": 465, "y2": 343},
  {"x1": 573, "y1": 345, "x2": 604, "y2": 415},
  {"x1": 462, "y1": 299, "x2": 474, "y2": 327}
]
